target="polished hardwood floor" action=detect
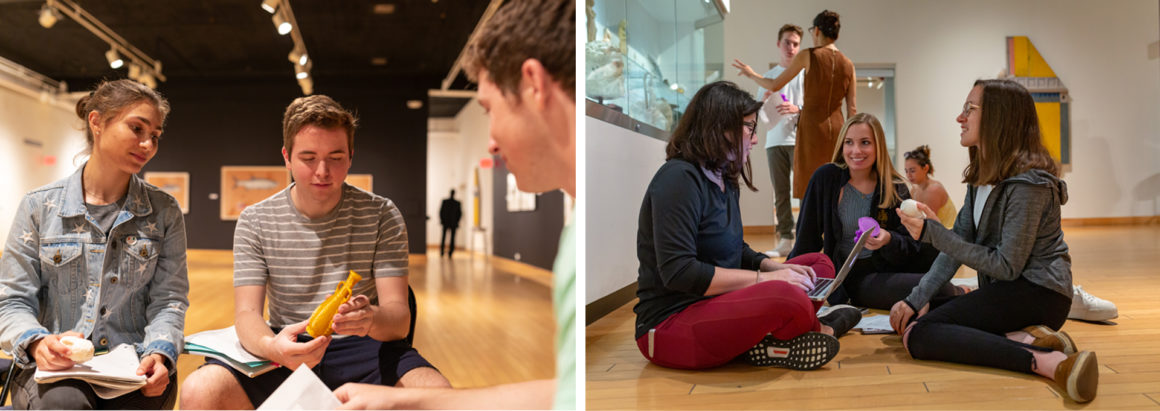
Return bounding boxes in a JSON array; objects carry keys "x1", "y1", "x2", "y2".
[
  {"x1": 174, "y1": 248, "x2": 555, "y2": 405},
  {"x1": 586, "y1": 225, "x2": 1160, "y2": 409}
]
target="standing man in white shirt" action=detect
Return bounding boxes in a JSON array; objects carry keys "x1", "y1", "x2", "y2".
[{"x1": 756, "y1": 24, "x2": 805, "y2": 257}]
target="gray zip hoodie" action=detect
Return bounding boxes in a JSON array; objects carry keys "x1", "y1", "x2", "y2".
[{"x1": 905, "y1": 169, "x2": 1072, "y2": 311}]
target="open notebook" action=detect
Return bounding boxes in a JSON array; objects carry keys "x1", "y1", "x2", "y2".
[
  {"x1": 184, "y1": 326, "x2": 278, "y2": 377},
  {"x1": 34, "y1": 343, "x2": 146, "y2": 399}
]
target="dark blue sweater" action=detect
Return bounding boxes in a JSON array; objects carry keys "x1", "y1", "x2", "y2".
[{"x1": 633, "y1": 159, "x2": 768, "y2": 339}]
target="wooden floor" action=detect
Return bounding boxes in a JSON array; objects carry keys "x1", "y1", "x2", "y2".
[
  {"x1": 586, "y1": 225, "x2": 1160, "y2": 409},
  {"x1": 174, "y1": 248, "x2": 555, "y2": 406}
]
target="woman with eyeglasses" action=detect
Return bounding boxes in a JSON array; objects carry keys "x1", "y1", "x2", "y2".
[
  {"x1": 903, "y1": 145, "x2": 956, "y2": 228},
  {"x1": 732, "y1": 9, "x2": 856, "y2": 201},
  {"x1": 891, "y1": 79, "x2": 1096, "y2": 403},
  {"x1": 0, "y1": 79, "x2": 188, "y2": 409},
  {"x1": 789, "y1": 113, "x2": 961, "y2": 310},
  {"x1": 634, "y1": 81, "x2": 861, "y2": 371}
]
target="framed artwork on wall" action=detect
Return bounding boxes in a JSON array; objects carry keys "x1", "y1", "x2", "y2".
[
  {"x1": 144, "y1": 172, "x2": 190, "y2": 214},
  {"x1": 220, "y1": 166, "x2": 290, "y2": 220},
  {"x1": 345, "y1": 174, "x2": 373, "y2": 193}
]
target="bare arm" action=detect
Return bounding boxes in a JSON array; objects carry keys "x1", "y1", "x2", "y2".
[
  {"x1": 845, "y1": 67, "x2": 857, "y2": 118},
  {"x1": 925, "y1": 182, "x2": 950, "y2": 215},
  {"x1": 336, "y1": 379, "x2": 555, "y2": 410},
  {"x1": 732, "y1": 52, "x2": 807, "y2": 93},
  {"x1": 234, "y1": 285, "x2": 276, "y2": 358},
  {"x1": 235, "y1": 285, "x2": 330, "y2": 368},
  {"x1": 368, "y1": 276, "x2": 411, "y2": 342}
]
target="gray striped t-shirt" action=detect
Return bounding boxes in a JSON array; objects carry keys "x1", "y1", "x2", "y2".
[{"x1": 233, "y1": 183, "x2": 408, "y2": 328}]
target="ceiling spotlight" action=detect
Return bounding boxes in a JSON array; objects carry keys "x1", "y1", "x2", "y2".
[
  {"x1": 105, "y1": 48, "x2": 123, "y2": 69},
  {"x1": 288, "y1": 49, "x2": 308, "y2": 66},
  {"x1": 38, "y1": 3, "x2": 60, "y2": 28},
  {"x1": 406, "y1": 100, "x2": 423, "y2": 109},
  {"x1": 260, "y1": 0, "x2": 280, "y2": 14},
  {"x1": 294, "y1": 64, "x2": 309, "y2": 80},
  {"x1": 128, "y1": 63, "x2": 141, "y2": 79},
  {"x1": 272, "y1": 11, "x2": 292, "y2": 35},
  {"x1": 297, "y1": 77, "x2": 313, "y2": 95},
  {"x1": 370, "y1": 57, "x2": 387, "y2": 66},
  {"x1": 139, "y1": 73, "x2": 156, "y2": 89}
]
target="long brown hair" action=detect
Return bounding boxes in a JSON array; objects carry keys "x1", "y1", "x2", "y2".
[
  {"x1": 666, "y1": 81, "x2": 763, "y2": 190},
  {"x1": 75, "y1": 79, "x2": 170, "y2": 155},
  {"x1": 963, "y1": 79, "x2": 1059, "y2": 185},
  {"x1": 830, "y1": 113, "x2": 905, "y2": 208}
]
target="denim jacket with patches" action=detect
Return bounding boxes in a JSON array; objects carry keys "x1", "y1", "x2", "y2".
[{"x1": 0, "y1": 165, "x2": 189, "y2": 371}]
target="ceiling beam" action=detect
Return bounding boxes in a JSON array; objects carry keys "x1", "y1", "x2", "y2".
[{"x1": 441, "y1": 0, "x2": 503, "y2": 91}]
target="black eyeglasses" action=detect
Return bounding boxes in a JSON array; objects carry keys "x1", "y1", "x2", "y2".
[{"x1": 743, "y1": 121, "x2": 757, "y2": 135}]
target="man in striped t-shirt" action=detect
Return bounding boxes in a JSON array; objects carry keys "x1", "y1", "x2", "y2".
[{"x1": 181, "y1": 95, "x2": 449, "y2": 409}]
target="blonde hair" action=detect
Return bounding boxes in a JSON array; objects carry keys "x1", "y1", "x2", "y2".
[{"x1": 830, "y1": 113, "x2": 905, "y2": 208}]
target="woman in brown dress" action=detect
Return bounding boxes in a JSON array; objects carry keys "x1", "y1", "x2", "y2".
[{"x1": 733, "y1": 9, "x2": 856, "y2": 199}]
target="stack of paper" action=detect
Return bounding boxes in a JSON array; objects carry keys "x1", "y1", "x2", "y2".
[
  {"x1": 854, "y1": 314, "x2": 895, "y2": 335},
  {"x1": 34, "y1": 344, "x2": 146, "y2": 399},
  {"x1": 184, "y1": 326, "x2": 277, "y2": 377}
]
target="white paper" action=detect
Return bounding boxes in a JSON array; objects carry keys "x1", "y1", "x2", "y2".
[
  {"x1": 854, "y1": 314, "x2": 895, "y2": 334},
  {"x1": 34, "y1": 344, "x2": 147, "y2": 399},
  {"x1": 257, "y1": 364, "x2": 340, "y2": 411},
  {"x1": 185, "y1": 325, "x2": 267, "y2": 364}
]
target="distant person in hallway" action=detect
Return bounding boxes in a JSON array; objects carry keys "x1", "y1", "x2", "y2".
[
  {"x1": 333, "y1": 0, "x2": 576, "y2": 408},
  {"x1": 633, "y1": 81, "x2": 861, "y2": 371},
  {"x1": 180, "y1": 94, "x2": 450, "y2": 410},
  {"x1": 752, "y1": 23, "x2": 806, "y2": 257},
  {"x1": 891, "y1": 79, "x2": 1097, "y2": 403},
  {"x1": 0, "y1": 79, "x2": 187, "y2": 409},
  {"x1": 790, "y1": 114, "x2": 960, "y2": 310},
  {"x1": 439, "y1": 189, "x2": 462, "y2": 258},
  {"x1": 903, "y1": 145, "x2": 956, "y2": 228},
  {"x1": 734, "y1": 9, "x2": 857, "y2": 201}
]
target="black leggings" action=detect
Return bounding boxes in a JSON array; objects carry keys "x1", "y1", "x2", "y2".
[
  {"x1": 905, "y1": 276, "x2": 1072, "y2": 374},
  {"x1": 842, "y1": 258, "x2": 960, "y2": 310}
]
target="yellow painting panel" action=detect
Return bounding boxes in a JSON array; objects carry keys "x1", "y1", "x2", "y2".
[
  {"x1": 1035, "y1": 102, "x2": 1062, "y2": 162},
  {"x1": 1011, "y1": 36, "x2": 1057, "y2": 78},
  {"x1": 220, "y1": 166, "x2": 290, "y2": 220}
]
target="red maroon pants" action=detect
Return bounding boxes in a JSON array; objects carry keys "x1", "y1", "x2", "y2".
[{"x1": 636, "y1": 252, "x2": 835, "y2": 369}]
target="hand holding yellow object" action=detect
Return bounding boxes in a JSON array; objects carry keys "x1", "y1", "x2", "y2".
[{"x1": 307, "y1": 270, "x2": 363, "y2": 337}]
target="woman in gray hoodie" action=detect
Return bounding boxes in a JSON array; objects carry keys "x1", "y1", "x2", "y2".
[{"x1": 888, "y1": 79, "x2": 1097, "y2": 403}]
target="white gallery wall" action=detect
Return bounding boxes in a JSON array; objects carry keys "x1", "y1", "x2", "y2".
[
  {"x1": 585, "y1": 118, "x2": 667, "y2": 304},
  {"x1": 424, "y1": 101, "x2": 494, "y2": 253},
  {"x1": 0, "y1": 85, "x2": 86, "y2": 243},
  {"x1": 729, "y1": 0, "x2": 1160, "y2": 226}
]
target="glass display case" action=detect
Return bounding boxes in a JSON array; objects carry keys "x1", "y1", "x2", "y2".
[{"x1": 584, "y1": 0, "x2": 725, "y2": 138}]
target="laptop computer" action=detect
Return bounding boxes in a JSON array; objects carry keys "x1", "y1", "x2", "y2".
[{"x1": 806, "y1": 225, "x2": 874, "y2": 302}]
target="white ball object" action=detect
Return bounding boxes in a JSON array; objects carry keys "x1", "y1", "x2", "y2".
[
  {"x1": 60, "y1": 336, "x2": 94, "y2": 363},
  {"x1": 900, "y1": 199, "x2": 924, "y2": 219}
]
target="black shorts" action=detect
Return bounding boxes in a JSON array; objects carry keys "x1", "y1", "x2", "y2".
[{"x1": 203, "y1": 335, "x2": 435, "y2": 407}]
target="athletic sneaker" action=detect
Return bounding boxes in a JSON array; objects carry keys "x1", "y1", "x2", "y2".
[
  {"x1": 743, "y1": 332, "x2": 839, "y2": 370},
  {"x1": 818, "y1": 304, "x2": 862, "y2": 338},
  {"x1": 1068, "y1": 285, "x2": 1118, "y2": 321},
  {"x1": 1054, "y1": 350, "x2": 1099, "y2": 403}
]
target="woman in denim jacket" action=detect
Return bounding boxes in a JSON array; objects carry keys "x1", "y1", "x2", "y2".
[{"x1": 0, "y1": 79, "x2": 188, "y2": 409}]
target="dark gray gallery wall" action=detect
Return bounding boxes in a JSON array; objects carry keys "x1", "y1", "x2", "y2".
[
  {"x1": 142, "y1": 75, "x2": 431, "y2": 253},
  {"x1": 491, "y1": 160, "x2": 564, "y2": 271}
]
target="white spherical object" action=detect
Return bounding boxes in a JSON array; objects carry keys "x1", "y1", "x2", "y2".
[
  {"x1": 901, "y1": 199, "x2": 924, "y2": 219},
  {"x1": 60, "y1": 336, "x2": 94, "y2": 363}
]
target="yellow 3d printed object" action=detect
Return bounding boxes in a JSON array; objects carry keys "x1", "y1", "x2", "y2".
[{"x1": 306, "y1": 270, "x2": 363, "y2": 337}]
